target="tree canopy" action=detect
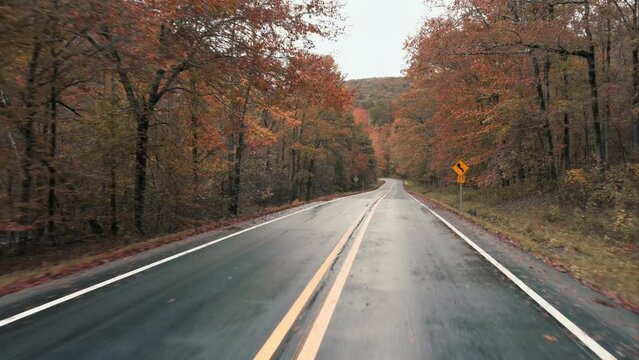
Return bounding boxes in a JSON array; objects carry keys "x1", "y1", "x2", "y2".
[{"x1": 0, "y1": 0, "x2": 376, "y2": 252}]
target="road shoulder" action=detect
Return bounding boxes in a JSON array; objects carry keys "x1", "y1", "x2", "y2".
[
  {"x1": 408, "y1": 188, "x2": 639, "y2": 359},
  {"x1": 0, "y1": 199, "x2": 338, "y2": 321},
  {"x1": 0, "y1": 182, "x2": 386, "y2": 302}
]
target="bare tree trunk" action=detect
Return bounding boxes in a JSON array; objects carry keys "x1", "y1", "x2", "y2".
[
  {"x1": 227, "y1": 84, "x2": 251, "y2": 216},
  {"x1": 109, "y1": 73, "x2": 118, "y2": 236},
  {"x1": 632, "y1": 0, "x2": 639, "y2": 157},
  {"x1": 305, "y1": 158, "x2": 315, "y2": 201},
  {"x1": 190, "y1": 77, "x2": 199, "y2": 185},
  {"x1": 586, "y1": 52, "x2": 604, "y2": 168},
  {"x1": 532, "y1": 54, "x2": 557, "y2": 180},
  {"x1": 228, "y1": 130, "x2": 243, "y2": 215},
  {"x1": 289, "y1": 111, "x2": 307, "y2": 201},
  {"x1": 562, "y1": 112, "x2": 571, "y2": 169},
  {"x1": 633, "y1": 45, "x2": 639, "y2": 157},
  {"x1": 616, "y1": 127, "x2": 629, "y2": 162},
  {"x1": 18, "y1": 40, "x2": 42, "y2": 253},
  {"x1": 134, "y1": 112, "x2": 149, "y2": 233},
  {"x1": 584, "y1": 0, "x2": 605, "y2": 169},
  {"x1": 584, "y1": 117, "x2": 591, "y2": 164},
  {"x1": 560, "y1": 74, "x2": 571, "y2": 169},
  {"x1": 603, "y1": 20, "x2": 611, "y2": 164},
  {"x1": 289, "y1": 148, "x2": 297, "y2": 200},
  {"x1": 109, "y1": 166, "x2": 118, "y2": 235},
  {"x1": 47, "y1": 41, "x2": 59, "y2": 245}
]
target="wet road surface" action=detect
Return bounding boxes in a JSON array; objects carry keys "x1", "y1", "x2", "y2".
[{"x1": 0, "y1": 179, "x2": 633, "y2": 359}]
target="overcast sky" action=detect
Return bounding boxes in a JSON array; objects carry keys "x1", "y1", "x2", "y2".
[{"x1": 312, "y1": 0, "x2": 434, "y2": 80}]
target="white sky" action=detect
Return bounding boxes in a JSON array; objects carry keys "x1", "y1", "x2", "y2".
[{"x1": 312, "y1": 0, "x2": 436, "y2": 80}]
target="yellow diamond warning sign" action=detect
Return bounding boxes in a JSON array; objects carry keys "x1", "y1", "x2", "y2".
[{"x1": 452, "y1": 160, "x2": 469, "y2": 176}]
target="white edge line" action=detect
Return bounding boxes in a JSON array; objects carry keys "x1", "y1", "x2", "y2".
[
  {"x1": 0, "y1": 189, "x2": 378, "y2": 329},
  {"x1": 405, "y1": 192, "x2": 616, "y2": 360}
]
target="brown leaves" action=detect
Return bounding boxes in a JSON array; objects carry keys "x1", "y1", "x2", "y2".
[{"x1": 543, "y1": 334, "x2": 559, "y2": 343}]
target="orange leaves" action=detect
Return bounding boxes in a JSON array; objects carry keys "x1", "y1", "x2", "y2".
[
  {"x1": 270, "y1": 106, "x2": 301, "y2": 128},
  {"x1": 287, "y1": 52, "x2": 353, "y2": 111},
  {"x1": 245, "y1": 116, "x2": 276, "y2": 148},
  {"x1": 352, "y1": 107, "x2": 370, "y2": 126},
  {"x1": 399, "y1": 0, "x2": 557, "y2": 185}
]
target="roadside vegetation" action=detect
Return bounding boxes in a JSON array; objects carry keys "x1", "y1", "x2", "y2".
[
  {"x1": 0, "y1": 1, "x2": 377, "y2": 260},
  {"x1": 405, "y1": 165, "x2": 638, "y2": 308},
  {"x1": 0, "y1": 180, "x2": 383, "y2": 296},
  {"x1": 1, "y1": 0, "x2": 636, "y2": 311},
  {"x1": 348, "y1": 0, "x2": 639, "y2": 309}
]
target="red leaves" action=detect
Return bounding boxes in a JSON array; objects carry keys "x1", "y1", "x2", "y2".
[
  {"x1": 353, "y1": 107, "x2": 370, "y2": 126},
  {"x1": 287, "y1": 52, "x2": 353, "y2": 111}
]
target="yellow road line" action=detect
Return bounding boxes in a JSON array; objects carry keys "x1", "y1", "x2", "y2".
[
  {"x1": 253, "y1": 194, "x2": 385, "y2": 360},
  {"x1": 296, "y1": 192, "x2": 388, "y2": 359}
]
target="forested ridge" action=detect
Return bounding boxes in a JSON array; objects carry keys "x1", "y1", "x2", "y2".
[
  {"x1": 346, "y1": 77, "x2": 408, "y2": 126},
  {"x1": 0, "y1": 0, "x2": 377, "y2": 255}
]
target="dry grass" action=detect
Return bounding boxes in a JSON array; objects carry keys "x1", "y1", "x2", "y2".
[{"x1": 406, "y1": 181, "x2": 639, "y2": 310}]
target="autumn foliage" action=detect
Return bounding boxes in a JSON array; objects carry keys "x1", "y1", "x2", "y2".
[
  {"x1": 0, "y1": 0, "x2": 376, "y2": 253},
  {"x1": 392, "y1": 0, "x2": 638, "y2": 186}
]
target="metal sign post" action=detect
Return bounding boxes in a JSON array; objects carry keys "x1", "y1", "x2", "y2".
[
  {"x1": 452, "y1": 160, "x2": 469, "y2": 213},
  {"x1": 459, "y1": 182, "x2": 463, "y2": 212}
]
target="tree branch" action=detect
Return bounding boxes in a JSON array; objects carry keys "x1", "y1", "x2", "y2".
[{"x1": 57, "y1": 100, "x2": 82, "y2": 117}]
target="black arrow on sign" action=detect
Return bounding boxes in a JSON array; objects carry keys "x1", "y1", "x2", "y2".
[{"x1": 457, "y1": 163, "x2": 465, "y2": 173}]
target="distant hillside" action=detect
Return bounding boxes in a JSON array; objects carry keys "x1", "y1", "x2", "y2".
[{"x1": 346, "y1": 77, "x2": 409, "y2": 125}]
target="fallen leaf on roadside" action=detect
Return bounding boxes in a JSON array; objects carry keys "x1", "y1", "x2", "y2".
[{"x1": 543, "y1": 334, "x2": 559, "y2": 342}]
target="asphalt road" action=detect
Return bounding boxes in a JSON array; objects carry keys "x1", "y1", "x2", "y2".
[{"x1": 0, "y1": 179, "x2": 633, "y2": 359}]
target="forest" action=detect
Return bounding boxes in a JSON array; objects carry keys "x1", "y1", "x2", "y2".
[
  {"x1": 381, "y1": 0, "x2": 639, "y2": 184},
  {"x1": 0, "y1": 0, "x2": 377, "y2": 255},
  {"x1": 0, "y1": 0, "x2": 636, "y2": 306},
  {"x1": 347, "y1": 77, "x2": 409, "y2": 126},
  {"x1": 353, "y1": 0, "x2": 638, "y2": 305}
]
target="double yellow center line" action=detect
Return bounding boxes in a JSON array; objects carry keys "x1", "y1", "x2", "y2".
[{"x1": 254, "y1": 191, "x2": 389, "y2": 360}]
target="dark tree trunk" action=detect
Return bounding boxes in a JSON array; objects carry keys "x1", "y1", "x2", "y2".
[
  {"x1": 289, "y1": 149, "x2": 297, "y2": 201},
  {"x1": 289, "y1": 111, "x2": 307, "y2": 201},
  {"x1": 134, "y1": 112, "x2": 149, "y2": 234},
  {"x1": 603, "y1": 21, "x2": 611, "y2": 164},
  {"x1": 47, "y1": 45, "x2": 58, "y2": 245},
  {"x1": 20, "y1": 42, "x2": 41, "y2": 204},
  {"x1": 109, "y1": 72, "x2": 118, "y2": 236},
  {"x1": 616, "y1": 127, "x2": 629, "y2": 162},
  {"x1": 190, "y1": 77, "x2": 199, "y2": 185},
  {"x1": 305, "y1": 158, "x2": 315, "y2": 201},
  {"x1": 632, "y1": 0, "x2": 639, "y2": 156},
  {"x1": 228, "y1": 129, "x2": 244, "y2": 216},
  {"x1": 583, "y1": 0, "x2": 605, "y2": 169},
  {"x1": 586, "y1": 52, "x2": 604, "y2": 169},
  {"x1": 585, "y1": 121, "x2": 591, "y2": 163},
  {"x1": 532, "y1": 54, "x2": 557, "y2": 180},
  {"x1": 562, "y1": 113, "x2": 571, "y2": 169},
  {"x1": 561, "y1": 74, "x2": 571, "y2": 170},
  {"x1": 18, "y1": 40, "x2": 42, "y2": 253},
  {"x1": 110, "y1": 165, "x2": 118, "y2": 235},
  {"x1": 227, "y1": 84, "x2": 251, "y2": 216},
  {"x1": 633, "y1": 46, "x2": 639, "y2": 156}
]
